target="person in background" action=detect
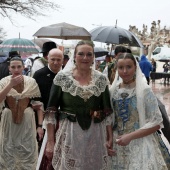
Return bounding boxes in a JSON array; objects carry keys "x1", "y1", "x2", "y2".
[
  {"x1": 104, "y1": 46, "x2": 130, "y2": 84},
  {"x1": 139, "y1": 50, "x2": 152, "y2": 85},
  {"x1": 44, "y1": 40, "x2": 114, "y2": 169},
  {"x1": 110, "y1": 53, "x2": 170, "y2": 169},
  {"x1": 163, "y1": 61, "x2": 170, "y2": 73},
  {"x1": 31, "y1": 41, "x2": 57, "y2": 76},
  {"x1": 151, "y1": 58, "x2": 157, "y2": 72},
  {"x1": 0, "y1": 51, "x2": 20, "y2": 80},
  {"x1": 0, "y1": 57, "x2": 44, "y2": 169},
  {"x1": 99, "y1": 54, "x2": 112, "y2": 72},
  {"x1": 162, "y1": 61, "x2": 170, "y2": 83},
  {"x1": 62, "y1": 54, "x2": 69, "y2": 69}
]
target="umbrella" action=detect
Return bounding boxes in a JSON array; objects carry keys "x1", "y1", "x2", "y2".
[
  {"x1": 158, "y1": 59, "x2": 170, "y2": 62},
  {"x1": 95, "y1": 56, "x2": 106, "y2": 61},
  {"x1": 94, "y1": 47, "x2": 108, "y2": 57},
  {"x1": 31, "y1": 38, "x2": 54, "y2": 48},
  {"x1": 33, "y1": 22, "x2": 91, "y2": 40},
  {"x1": 90, "y1": 26, "x2": 143, "y2": 48},
  {"x1": 0, "y1": 38, "x2": 40, "y2": 53}
]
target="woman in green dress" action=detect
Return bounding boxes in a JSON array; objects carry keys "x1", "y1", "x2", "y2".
[
  {"x1": 45, "y1": 40, "x2": 114, "y2": 170},
  {"x1": 110, "y1": 53, "x2": 170, "y2": 169}
]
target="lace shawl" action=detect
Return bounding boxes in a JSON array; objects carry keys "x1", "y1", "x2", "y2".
[
  {"x1": 0, "y1": 75, "x2": 41, "y2": 113},
  {"x1": 53, "y1": 69, "x2": 110, "y2": 101}
]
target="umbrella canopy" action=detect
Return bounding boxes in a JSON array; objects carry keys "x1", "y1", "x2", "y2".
[
  {"x1": 31, "y1": 38, "x2": 54, "y2": 48},
  {"x1": 95, "y1": 56, "x2": 106, "y2": 61},
  {"x1": 158, "y1": 59, "x2": 170, "y2": 62},
  {"x1": 0, "y1": 38, "x2": 40, "y2": 53},
  {"x1": 90, "y1": 26, "x2": 143, "y2": 48},
  {"x1": 94, "y1": 47, "x2": 108, "y2": 57},
  {"x1": 33, "y1": 22, "x2": 91, "y2": 40}
]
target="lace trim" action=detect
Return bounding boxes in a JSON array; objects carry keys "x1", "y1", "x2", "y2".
[
  {"x1": 45, "y1": 107, "x2": 57, "y2": 125},
  {"x1": 0, "y1": 76, "x2": 41, "y2": 114},
  {"x1": 53, "y1": 70, "x2": 109, "y2": 101}
]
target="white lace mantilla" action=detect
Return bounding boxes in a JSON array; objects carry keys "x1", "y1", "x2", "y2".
[{"x1": 53, "y1": 70, "x2": 109, "y2": 101}]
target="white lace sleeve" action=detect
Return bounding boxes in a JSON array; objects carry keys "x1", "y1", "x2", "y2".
[
  {"x1": 44, "y1": 107, "x2": 56, "y2": 125},
  {"x1": 140, "y1": 89, "x2": 163, "y2": 129}
]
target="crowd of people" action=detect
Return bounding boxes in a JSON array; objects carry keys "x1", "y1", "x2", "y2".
[{"x1": 0, "y1": 40, "x2": 170, "y2": 170}]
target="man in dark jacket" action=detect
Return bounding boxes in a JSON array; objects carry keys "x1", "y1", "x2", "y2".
[
  {"x1": 33, "y1": 48, "x2": 63, "y2": 110},
  {"x1": 33, "y1": 48, "x2": 63, "y2": 154}
]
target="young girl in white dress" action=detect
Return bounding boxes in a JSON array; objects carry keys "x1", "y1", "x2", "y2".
[{"x1": 110, "y1": 53, "x2": 170, "y2": 170}]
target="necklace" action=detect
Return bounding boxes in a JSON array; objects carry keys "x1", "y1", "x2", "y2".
[
  {"x1": 123, "y1": 77, "x2": 135, "y2": 84},
  {"x1": 121, "y1": 79, "x2": 135, "y2": 89}
]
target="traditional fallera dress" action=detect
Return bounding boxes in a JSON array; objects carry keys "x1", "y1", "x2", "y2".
[
  {"x1": 45, "y1": 69, "x2": 113, "y2": 170},
  {"x1": 111, "y1": 85, "x2": 170, "y2": 170},
  {"x1": 0, "y1": 75, "x2": 42, "y2": 170}
]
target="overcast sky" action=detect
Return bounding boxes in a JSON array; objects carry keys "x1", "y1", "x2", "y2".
[{"x1": 1, "y1": 0, "x2": 170, "y2": 45}]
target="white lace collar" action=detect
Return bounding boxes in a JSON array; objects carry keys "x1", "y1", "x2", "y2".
[{"x1": 53, "y1": 69, "x2": 109, "y2": 101}]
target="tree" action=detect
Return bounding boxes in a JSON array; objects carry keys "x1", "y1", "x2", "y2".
[
  {"x1": 0, "y1": 26, "x2": 6, "y2": 40},
  {"x1": 0, "y1": 0, "x2": 60, "y2": 21},
  {"x1": 129, "y1": 20, "x2": 170, "y2": 59}
]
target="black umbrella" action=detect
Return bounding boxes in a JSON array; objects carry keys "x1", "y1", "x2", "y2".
[
  {"x1": 158, "y1": 59, "x2": 170, "y2": 62},
  {"x1": 90, "y1": 26, "x2": 143, "y2": 48},
  {"x1": 94, "y1": 47, "x2": 108, "y2": 57}
]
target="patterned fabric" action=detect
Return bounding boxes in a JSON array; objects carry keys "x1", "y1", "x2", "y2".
[
  {"x1": 45, "y1": 69, "x2": 113, "y2": 169},
  {"x1": 111, "y1": 85, "x2": 169, "y2": 170},
  {"x1": 0, "y1": 75, "x2": 41, "y2": 170}
]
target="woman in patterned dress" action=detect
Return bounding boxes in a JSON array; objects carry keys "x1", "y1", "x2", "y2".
[
  {"x1": 44, "y1": 40, "x2": 114, "y2": 170},
  {"x1": 110, "y1": 53, "x2": 170, "y2": 170}
]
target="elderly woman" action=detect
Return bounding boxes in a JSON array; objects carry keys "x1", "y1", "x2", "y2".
[
  {"x1": 0, "y1": 57, "x2": 44, "y2": 170},
  {"x1": 45, "y1": 40, "x2": 114, "y2": 170}
]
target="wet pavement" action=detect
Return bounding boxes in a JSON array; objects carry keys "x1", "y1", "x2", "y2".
[{"x1": 151, "y1": 80, "x2": 170, "y2": 116}]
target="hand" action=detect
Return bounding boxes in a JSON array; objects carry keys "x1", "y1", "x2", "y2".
[
  {"x1": 45, "y1": 141, "x2": 55, "y2": 160},
  {"x1": 10, "y1": 75, "x2": 23, "y2": 87},
  {"x1": 32, "y1": 104, "x2": 42, "y2": 110},
  {"x1": 37, "y1": 127, "x2": 44, "y2": 141},
  {"x1": 106, "y1": 139, "x2": 116, "y2": 156},
  {"x1": 116, "y1": 134, "x2": 132, "y2": 146}
]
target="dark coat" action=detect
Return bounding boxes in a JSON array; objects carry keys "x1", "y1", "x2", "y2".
[
  {"x1": 0, "y1": 61, "x2": 10, "y2": 80},
  {"x1": 33, "y1": 66, "x2": 56, "y2": 110},
  {"x1": 157, "y1": 98, "x2": 170, "y2": 144}
]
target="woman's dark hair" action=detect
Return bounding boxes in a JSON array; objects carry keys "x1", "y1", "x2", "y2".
[
  {"x1": 74, "y1": 40, "x2": 95, "y2": 57},
  {"x1": 10, "y1": 57, "x2": 24, "y2": 66},
  {"x1": 117, "y1": 53, "x2": 136, "y2": 66}
]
